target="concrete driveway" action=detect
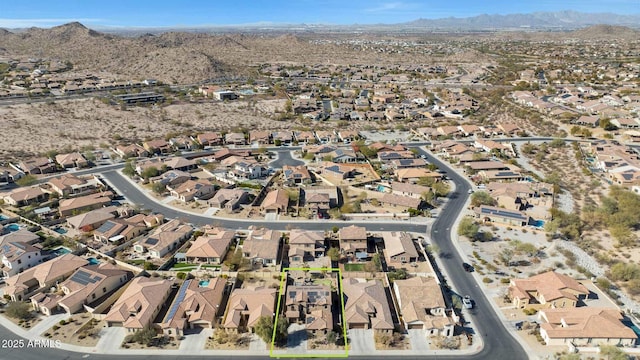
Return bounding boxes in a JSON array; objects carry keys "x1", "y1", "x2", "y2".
[
  {"x1": 408, "y1": 329, "x2": 431, "y2": 352},
  {"x1": 96, "y1": 326, "x2": 126, "y2": 352},
  {"x1": 179, "y1": 328, "x2": 211, "y2": 351},
  {"x1": 347, "y1": 329, "x2": 374, "y2": 355},
  {"x1": 285, "y1": 323, "x2": 307, "y2": 354}
]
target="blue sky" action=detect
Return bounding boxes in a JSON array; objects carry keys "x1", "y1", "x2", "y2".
[{"x1": 0, "y1": 0, "x2": 638, "y2": 28}]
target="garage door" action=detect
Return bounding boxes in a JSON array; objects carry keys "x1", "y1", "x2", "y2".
[
  {"x1": 350, "y1": 324, "x2": 367, "y2": 330},
  {"x1": 408, "y1": 324, "x2": 423, "y2": 330}
]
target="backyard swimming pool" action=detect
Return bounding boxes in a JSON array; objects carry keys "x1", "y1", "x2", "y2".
[
  {"x1": 54, "y1": 227, "x2": 68, "y2": 234},
  {"x1": 198, "y1": 280, "x2": 210, "y2": 287},
  {"x1": 4, "y1": 224, "x2": 20, "y2": 232},
  {"x1": 87, "y1": 257, "x2": 100, "y2": 265},
  {"x1": 51, "y1": 246, "x2": 72, "y2": 256}
]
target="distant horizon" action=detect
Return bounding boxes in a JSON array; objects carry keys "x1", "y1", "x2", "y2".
[{"x1": 1, "y1": 1, "x2": 639, "y2": 29}]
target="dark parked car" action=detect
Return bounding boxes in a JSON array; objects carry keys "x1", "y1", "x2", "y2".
[{"x1": 463, "y1": 262, "x2": 474, "y2": 272}]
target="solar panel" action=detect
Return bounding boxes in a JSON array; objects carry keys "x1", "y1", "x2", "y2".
[
  {"x1": 71, "y1": 269, "x2": 101, "y2": 285},
  {"x1": 164, "y1": 280, "x2": 191, "y2": 322},
  {"x1": 97, "y1": 221, "x2": 116, "y2": 233},
  {"x1": 145, "y1": 237, "x2": 159, "y2": 245}
]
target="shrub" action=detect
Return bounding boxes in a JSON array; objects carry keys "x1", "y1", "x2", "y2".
[
  {"x1": 53, "y1": 325, "x2": 60, "y2": 331},
  {"x1": 59, "y1": 320, "x2": 67, "y2": 325},
  {"x1": 523, "y1": 308, "x2": 538, "y2": 315},
  {"x1": 176, "y1": 272, "x2": 187, "y2": 280},
  {"x1": 5, "y1": 302, "x2": 32, "y2": 320},
  {"x1": 500, "y1": 278, "x2": 511, "y2": 284},
  {"x1": 482, "y1": 277, "x2": 493, "y2": 284}
]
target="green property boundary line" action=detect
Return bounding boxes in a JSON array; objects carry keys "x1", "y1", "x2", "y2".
[{"x1": 269, "y1": 267, "x2": 349, "y2": 358}]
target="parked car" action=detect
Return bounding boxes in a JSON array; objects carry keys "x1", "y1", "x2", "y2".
[
  {"x1": 463, "y1": 295, "x2": 473, "y2": 309},
  {"x1": 463, "y1": 262, "x2": 474, "y2": 272}
]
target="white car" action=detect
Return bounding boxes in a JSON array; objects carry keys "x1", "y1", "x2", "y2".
[{"x1": 463, "y1": 295, "x2": 473, "y2": 309}]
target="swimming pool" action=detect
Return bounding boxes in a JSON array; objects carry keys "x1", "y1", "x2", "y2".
[
  {"x1": 0, "y1": 214, "x2": 8, "y2": 221},
  {"x1": 4, "y1": 224, "x2": 20, "y2": 232},
  {"x1": 198, "y1": 280, "x2": 210, "y2": 287},
  {"x1": 532, "y1": 220, "x2": 545, "y2": 228},
  {"x1": 52, "y1": 246, "x2": 72, "y2": 256},
  {"x1": 54, "y1": 227, "x2": 68, "y2": 234},
  {"x1": 87, "y1": 257, "x2": 100, "y2": 265}
]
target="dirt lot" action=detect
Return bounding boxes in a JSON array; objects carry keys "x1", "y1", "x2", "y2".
[
  {"x1": 43, "y1": 314, "x2": 103, "y2": 347},
  {"x1": 206, "y1": 330, "x2": 251, "y2": 350}
]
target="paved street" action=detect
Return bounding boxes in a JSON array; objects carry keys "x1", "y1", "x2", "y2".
[{"x1": 269, "y1": 150, "x2": 304, "y2": 169}]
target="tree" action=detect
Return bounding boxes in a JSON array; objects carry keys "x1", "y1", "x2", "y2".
[
  {"x1": 129, "y1": 327, "x2": 156, "y2": 345},
  {"x1": 457, "y1": 217, "x2": 479, "y2": 239},
  {"x1": 388, "y1": 268, "x2": 408, "y2": 282},
  {"x1": 327, "y1": 247, "x2": 341, "y2": 262},
  {"x1": 470, "y1": 191, "x2": 497, "y2": 207},
  {"x1": 254, "y1": 316, "x2": 288, "y2": 346},
  {"x1": 371, "y1": 253, "x2": 382, "y2": 271},
  {"x1": 122, "y1": 161, "x2": 136, "y2": 177},
  {"x1": 151, "y1": 182, "x2": 166, "y2": 195},
  {"x1": 326, "y1": 330, "x2": 337, "y2": 345},
  {"x1": 521, "y1": 142, "x2": 536, "y2": 154},
  {"x1": 176, "y1": 272, "x2": 187, "y2": 280},
  {"x1": 432, "y1": 181, "x2": 450, "y2": 197},
  {"x1": 5, "y1": 301, "x2": 32, "y2": 320},
  {"x1": 15, "y1": 175, "x2": 38, "y2": 187},
  {"x1": 140, "y1": 166, "x2": 159, "y2": 180}
]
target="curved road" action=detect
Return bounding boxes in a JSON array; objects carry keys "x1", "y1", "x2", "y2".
[
  {"x1": 415, "y1": 147, "x2": 528, "y2": 360},
  {"x1": 101, "y1": 170, "x2": 427, "y2": 233}
]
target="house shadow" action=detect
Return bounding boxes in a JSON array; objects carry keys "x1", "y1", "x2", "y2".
[{"x1": 286, "y1": 326, "x2": 307, "y2": 348}]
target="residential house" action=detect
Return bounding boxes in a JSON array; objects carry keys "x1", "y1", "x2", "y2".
[
  {"x1": 185, "y1": 227, "x2": 235, "y2": 264},
  {"x1": 249, "y1": 130, "x2": 272, "y2": 145},
  {"x1": 379, "y1": 193, "x2": 422, "y2": 210},
  {"x1": 242, "y1": 228, "x2": 282, "y2": 267},
  {"x1": 395, "y1": 168, "x2": 442, "y2": 182},
  {"x1": 3, "y1": 254, "x2": 88, "y2": 302},
  {"x1": 207, "y1": 188, "x2": 250, "y2": 212},
  {"x1": 169, "y1": 136, "x2": 193, "y2": 151},
  {"x1": 339, "y1": 225, "x2": 368, "y2": 259},
  {"x1": 538, "y1": 308, "x2": 637, "y2": 347},
  {"x1": 48, "y1": 174, "x2": 100, "y2": 197},
  {"x1": 509, "y1": 271, "x2": 589, "y2": 309},
  {"x1": 133, "y1": 220, "x2": 193, "y2": 258},
  {"x1": 225, "y1": 132, "x2": 247, "y2": 146},
  {"x1": 301, "y1": 187, "x2": 340, "y2": 219},
  {"x1": 212, "y1": 148, "x2": 252, "y2": 162},
  {"x1": 391, "y1": 182, "x2": 430, "y2": 199},
  {"x1": 55, "y1": 152, "x2": 88, "y2": 169},
  {"x1": 196, "y1": 132, "x2": 223, "y2": 147},
  {"x1": 382, "y1": 231, "x2": 419, "y2": 265},
  {"x1": 169, "y1": 180, "x2": 216, "y2": 202},
  {"x1": 342, "y1": 278, "x2": 394, "y2": 334},
  {"x1": 288, "y1": 230, "x2": 325, "y2": 263},
  {"x1": 114, "y1": 144, "x2": 149, "y2": 158},
  {"x1": 315, "y1": 131, "x2": 337, "y2": 144},
  {"x1": 3, "y1": 187, "x2": 48, "y2": 207},
  {"x1": 1, "y1": 242, "x2": 46, "y2": 277},
  {"x1": 93, "y1": 219, "x2": 146, "y2": 245},
  {"x1": 163, "y1": 157, "x2": 198, "y2": 172},
  {"x1": 227, "y1": 158, "x2": 264, "y2": 180},
  {"x1": 40, "y1": 263, "x2": 130, "y2": 315},
  {"x1": 272, "y1": 131, "x2": 293, "y2": 145},
  {"x1": 377, "y1": 150, "x2": 415, "y2": 162},
  {"x1": 105, "y1": 277, "x2": 173, "y2": 332},
  {"x1": 150, "y1": 170, "x2": 191, "y2": 187},
  {"x1": 0, "y1": 230, "x2": 40, "y2": 247},
  {"x1": 294, "y1": 131, "x2": 316, "y2": 145},
  {"x1": 466, "y1": 161, "x2": 511, "y2": 173},
  {"x1": 575, "y1": 115, "x2": 600, "y2": 127},
  {"x1": 58, "y1": 192, "x2": 112, "y2": 217},
  {"x1": 143, "y1": 139, "x2": 172, "y2": 155},
  {"x1": 260, "y1": 189, "x2": 289, "y2": 214},
  {"x1": 19, "y1": 158, "x2": 56, "y2": 174},
  {"x1": 283, "y1": 165, "x2": 313, "y2": 186},
  {"x1": 338, "y1": 130, "x2": 359, "y2": 144},
  {"x1": 66, "y1": 206, "x2": 117, "y2": 232},
  {"x1": 475, "y1": 205, "x2": 531, "y2": 227},
  {"x1": 389, "y1": 158, "x2": 427, "y2": 170},
  {"x1": 325, "y1": 149, "x2": 359, "y2": 163},
  {"x1": 394, "y1": 277, "x2": 455, "y2": 337},
  {"x1": 474, "y1": 139, "x2": 515, "y2": 158},
  {"x1": 223, "y1": 286, "x2": 277, "y2": 333},
  {"x1": 285, "y1": 284, "x2": 334, "y2": 335},
  {"x1": 162, "y1": 278, "x2": 227, "y2": 337}
]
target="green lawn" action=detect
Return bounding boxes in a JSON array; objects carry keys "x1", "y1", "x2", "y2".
[
  {"x1": 171, "y1": 263, "x2": 199, "y2": 271},
  {"x1": 343, "y1": 263, "x2": 365, "y2": 271},
  {"x1": 201, "y1": 264, "x2": 221, "y2": 269}
]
